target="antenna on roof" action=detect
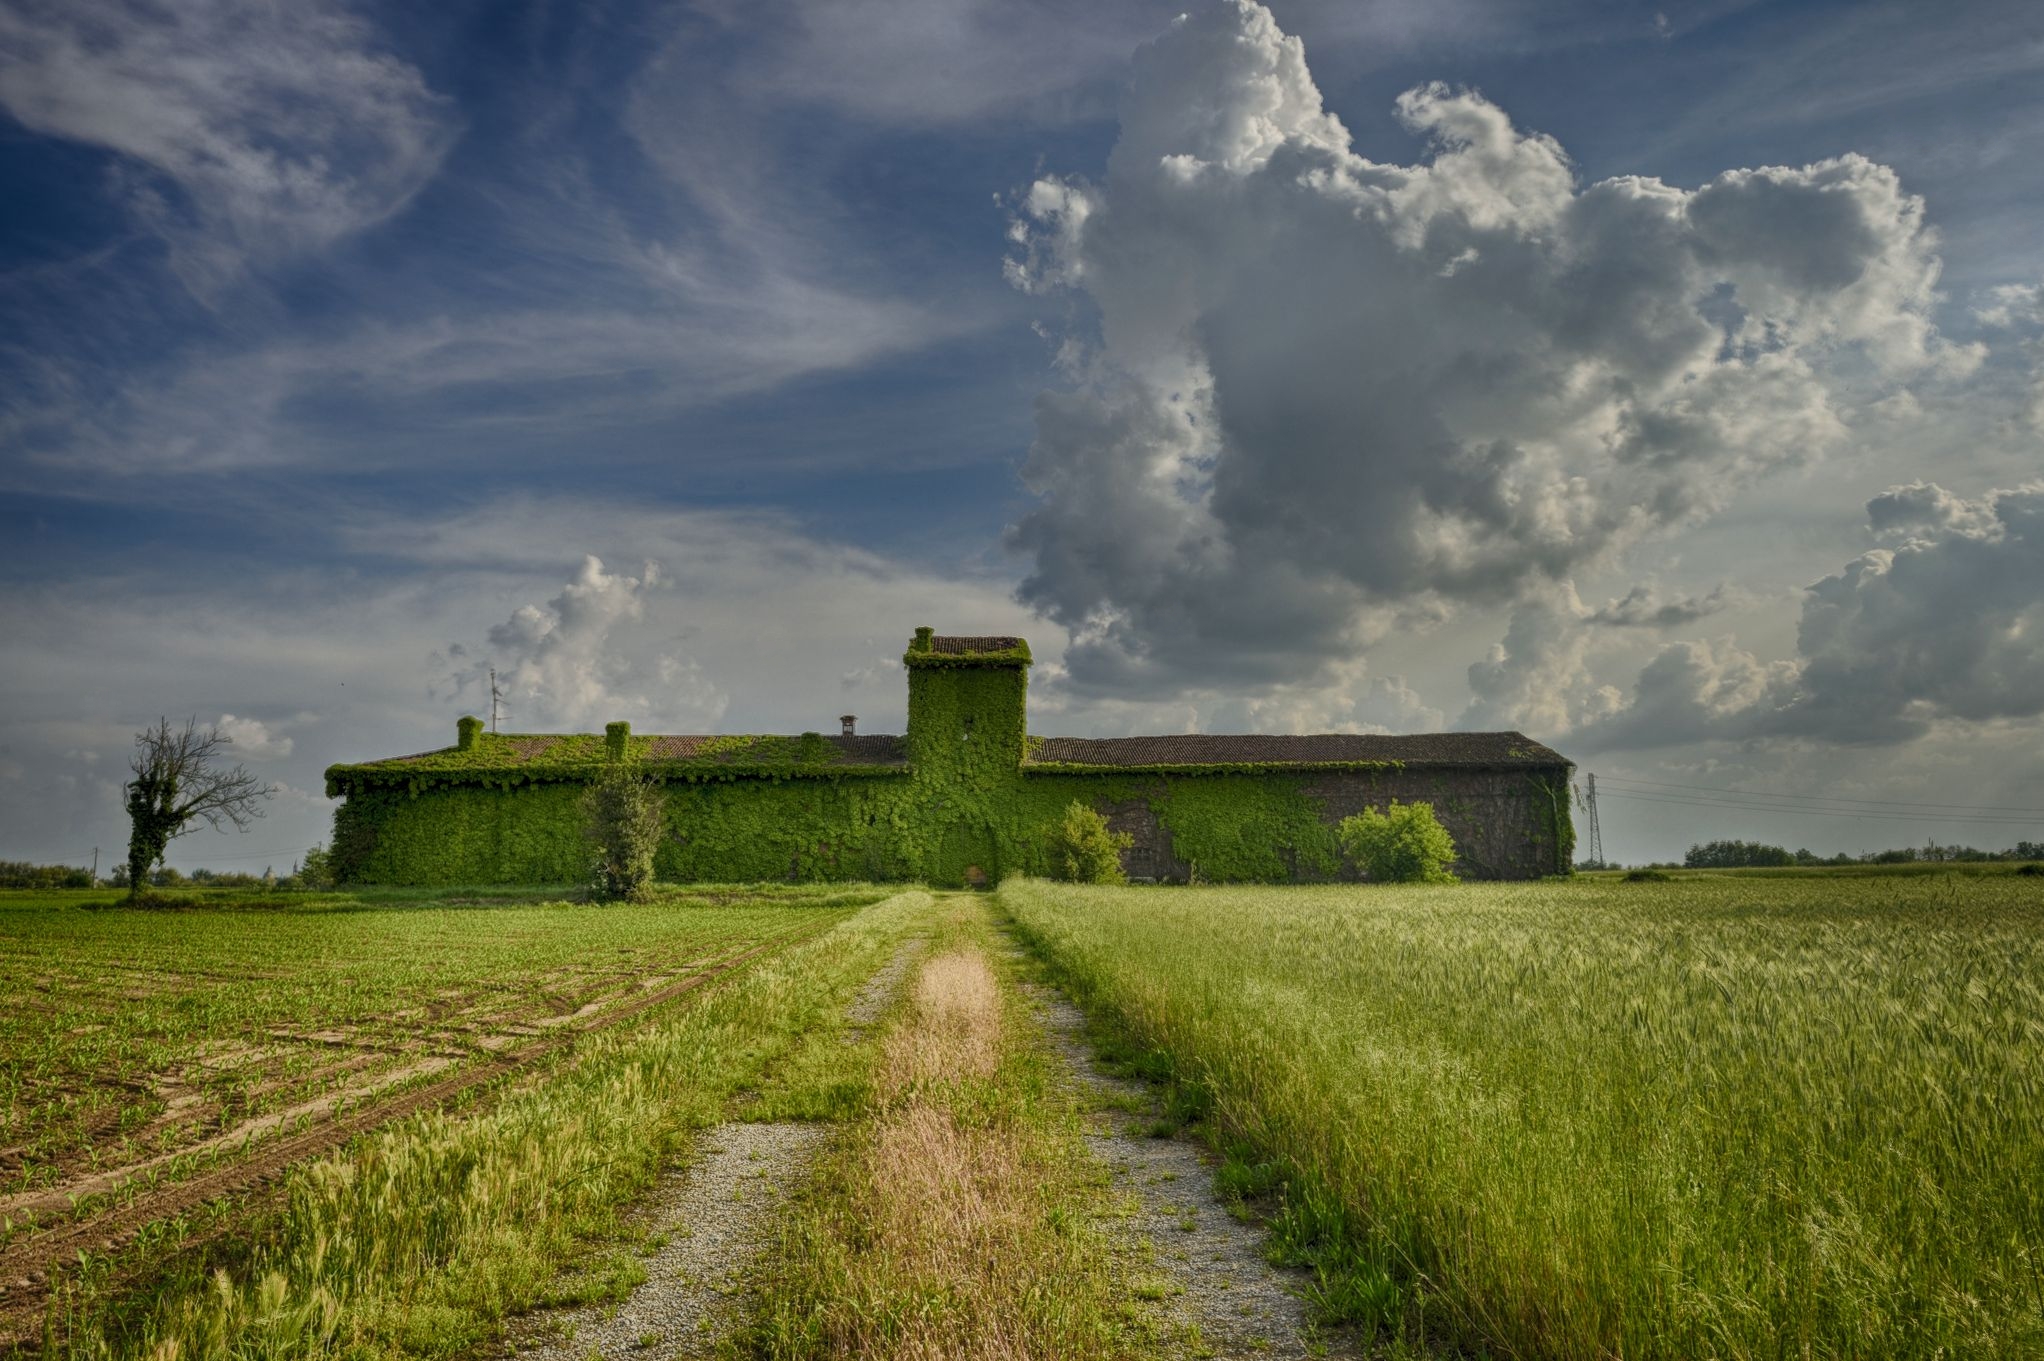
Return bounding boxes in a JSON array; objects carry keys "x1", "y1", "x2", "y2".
[{"x1": 489, "y1": 667, "x2": 507, "y2": 734}]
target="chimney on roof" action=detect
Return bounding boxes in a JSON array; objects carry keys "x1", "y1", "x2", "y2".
[{"x1": 841, "y1": 714, "x2": 857, "y2": 737}]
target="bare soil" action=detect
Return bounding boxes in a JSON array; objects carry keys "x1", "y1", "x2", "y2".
[{"x1": 0, "y1": 920, "x2": 831, "y2": 1346}]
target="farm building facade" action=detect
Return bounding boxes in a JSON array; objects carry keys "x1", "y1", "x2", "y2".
[{"x1": 325, "y1": 629, "x2": 1574, "y2": 886}]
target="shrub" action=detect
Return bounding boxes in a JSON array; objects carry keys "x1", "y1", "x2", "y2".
[
  {"x1": 1050, "y1": 801, "x2": 1133, "y2": 885},
  {"x1": 1624, "y1": 868, "x2": 1673, "y2": 882},
  {"x1": 1339, "y1": 801, "x2": 1458, "y2": 884},
  {"x1": 0, "y1": 861, "x2": 93, "y2": 889},
  {"x1": 299, "y1": 844, "x2": 335, "y2": 891},
  {"x1": 582, "y1": 763, "x2": 665, "y2": 902}
]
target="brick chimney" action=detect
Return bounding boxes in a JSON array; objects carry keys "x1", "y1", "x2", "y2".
[{"x1": 840, "y1": 714, "x2": 857, "y2": 737}]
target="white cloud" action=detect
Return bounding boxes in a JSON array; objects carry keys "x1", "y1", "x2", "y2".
[
  {"x1": 1576, "y1": 482, "x2": 2044, "y2": 749},
  {"x1": 1974, "y1": 279, "x2": 2044, "y2": 431},
  {"x1": 1459, "y1": 596, "x2": 1624, "y2": 735},
  {"x1": 1004, "y1": 0, "x2": 1970, "y2": 698},
  {"x1": 457, "y1": 555, "x2": 730, "y2": 734},
  {"x1": 0, "y1": 497, "x2": 1044, "y2": 867},
  {"x1": 215, "y1": 713, "x2": 294, "y2": 760},
  {"x1": 0, "y1": 0, "x2": 457, "y2": 295}
]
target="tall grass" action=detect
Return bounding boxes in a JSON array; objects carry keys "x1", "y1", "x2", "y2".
[
  {"x1": 37, "y1": 891, "x2": 933, "y2": 1358},
  {"x1": 1002, "y1": 876, "x2": 2044, "y2": 1359},
  {"x1": 741, "y1": 900, "x2": 1149, "y2": 1360}
]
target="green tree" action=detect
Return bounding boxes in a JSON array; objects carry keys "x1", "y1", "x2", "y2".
[
  {"x1": 583, "y1": 762, "x2": 665, "y2": 901},
  {"x1": 298, "y1": 844, "x2": 335, "y2": 891},
  {"x1": 1684, "y1": 839, "x2": 1795, "y2": 869},
  {"x1": 124, "y1": 717, "x2": 270, "y2": 901},
  {"x1": 1339, "y1": 800, "x2": 1458, "y2": 884},
  {"x1": 1050, "y1": 801, "x2": 1134, "y2": 884}
]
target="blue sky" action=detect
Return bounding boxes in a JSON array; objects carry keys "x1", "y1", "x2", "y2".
[{"x1": 3, "y1": 0, "x2": 2042, "y2": 868}]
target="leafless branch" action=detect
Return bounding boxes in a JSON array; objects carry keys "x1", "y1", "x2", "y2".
[{"x1": 129, "y1": 716, "x2": 273, "y2": 840}]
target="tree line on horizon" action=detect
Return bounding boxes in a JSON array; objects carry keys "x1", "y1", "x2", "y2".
[{"x1": 1673, "y1": 838, "x2": 2044, "y2": 869}]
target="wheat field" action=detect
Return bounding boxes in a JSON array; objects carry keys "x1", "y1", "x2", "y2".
[{"x1": 1002, "y1": 874, "x2": 2044, "y2": 1359}]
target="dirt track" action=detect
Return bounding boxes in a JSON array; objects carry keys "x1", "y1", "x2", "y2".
[{"x1": 0, "y1": 918, "x2": 834, "y2": 1346}]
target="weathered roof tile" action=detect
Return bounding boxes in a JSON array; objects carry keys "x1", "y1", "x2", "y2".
[
  {"x1": 1026, "y1": 731, "x2": 1567, "y2": 769},
  {"x1": 930, "y1": 635, "x2": 1027, "y2": 655}
]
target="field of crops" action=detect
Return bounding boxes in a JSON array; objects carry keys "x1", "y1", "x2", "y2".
[
  {"x1": 0, "y1": 883, "x2": 889, "y2": 1348},
  {"x1": 1003, "y1": 873, "x2": 2044, "y2": 1360}
]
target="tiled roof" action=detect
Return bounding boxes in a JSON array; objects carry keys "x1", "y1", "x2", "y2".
[
  {"x1": 930, "y1": 635, "x2": 1026, "y2": 655},
  {"x1": 1026, "y1": 731, "x2": 1568, "y2": 769},
  {"x1": 356, "y1": 732, "x2": 907, "y2": 772}
]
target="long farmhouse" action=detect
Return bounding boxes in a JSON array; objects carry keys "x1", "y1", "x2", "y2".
[{"x1": 326, "y1": 629, "x2": 1574, "y2": 886}]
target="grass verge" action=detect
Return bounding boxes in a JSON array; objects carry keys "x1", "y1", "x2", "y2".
[{"x1": 734, "y1": 895, "x2": 1151, "y2": 1360}]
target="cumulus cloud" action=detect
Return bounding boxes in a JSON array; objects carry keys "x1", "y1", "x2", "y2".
[
  {"x1": 1579, "y1": 483, "x2": 2044, "y2": 749},
  {"x1": 1005, "y1": 0, "x2": 1966, "y2": 697},
  {"x1": 1459, "y1": 597, "x2": 1623, "y2": 735},
  {"x1": 455, "y1": 555, "x2": 729, "y2": 734},
  {"x1": 215, "y1": 713, "x2": 293, "y2": 760},
  {"x1": 0, "y1": 0, "x2": 456, "y2": 294},
  {"x1": 1973, "y1": 280, "x2": 2044, "y2": 430},
  {"x1": 1587, "y1": 584, "x2": 1734, "y2": 628}
]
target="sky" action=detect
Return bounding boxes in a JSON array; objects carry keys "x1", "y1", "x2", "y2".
[{"x1": 2, "y1": 0, "x2": 2042, "y2": 870}]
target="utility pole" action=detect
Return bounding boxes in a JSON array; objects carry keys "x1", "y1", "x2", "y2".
[
  {"x1": 91, "y1": 846, "x2": 98, "y2": 883},
  {"x1": 1581, "y1": 772, "x2": 1605, "y2": 866}
]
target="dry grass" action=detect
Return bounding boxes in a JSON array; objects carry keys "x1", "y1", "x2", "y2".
[
  {"x1": 879, "y1": 947, "x2": 1002, "y2": 1092},
  {"x1": 741, "y1": 905, "x2": 1145, "y2": 1361}
]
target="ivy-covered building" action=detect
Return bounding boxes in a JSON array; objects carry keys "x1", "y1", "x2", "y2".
[{"x1": 326, "y1": 628, "x2": 1573, "y2": 886}]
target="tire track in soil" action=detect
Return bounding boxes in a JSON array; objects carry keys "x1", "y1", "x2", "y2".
[{"x1": 0, "y1": 918, "x2": 837, "y2": 1345}]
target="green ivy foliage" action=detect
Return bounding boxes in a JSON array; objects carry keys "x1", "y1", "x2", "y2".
[
  {"x1": 1529, "y1": 773, "x2": 1576, "y2": 876},
  {"x1": 328, "y1": 653, "x2": 1574, "y2": 887}
]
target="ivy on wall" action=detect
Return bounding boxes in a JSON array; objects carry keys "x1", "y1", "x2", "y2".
[{"x1": 328, "y1": 637, "x2": 1574, "y2": 886}]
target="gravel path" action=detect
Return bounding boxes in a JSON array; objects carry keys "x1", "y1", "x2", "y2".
[
  {"x1": 507, "y1": 1121, "x2": 822, "y2": 1359},
  {"x1": 1028, "y1": 984, "x2": 1336, "y2": 1360},
  {"x1": 843, "y1": 936, "x2": 923, "y2": 1039},
  {"x1": 509, "y1": 941, "x2": 924, "y2": 1358}
]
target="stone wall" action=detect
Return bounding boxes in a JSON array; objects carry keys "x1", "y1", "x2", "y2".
[{"x1": 1096, "y1": 767, "x2": 1563, "y2": 882}]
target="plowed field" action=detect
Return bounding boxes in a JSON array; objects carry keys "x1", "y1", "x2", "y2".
[{"x1": 0, "y1": 885, "x2": 879, "y2": 1344}]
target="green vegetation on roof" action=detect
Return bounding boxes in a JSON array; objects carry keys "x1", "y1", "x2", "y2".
[{"x1": 325, "y1": 730, "x2": 907, "y2": 797}]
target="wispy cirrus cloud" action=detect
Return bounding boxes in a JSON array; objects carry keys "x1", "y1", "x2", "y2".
[{"x1": 0, "y1": 0, "x2": 458, "y2": 297}]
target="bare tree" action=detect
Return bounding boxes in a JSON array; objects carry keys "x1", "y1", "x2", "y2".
[{"x1": 124, "y1": 717, "x2": 272, "y2": 899}]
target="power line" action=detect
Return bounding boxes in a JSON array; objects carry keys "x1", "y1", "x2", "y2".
[
  {"x1": 1596, "y1": 774, "x2": 2044, "y2": 817},
  {"x1": 1599, "y1": 789, "x2": 2043, "y2": 828},
  {"x1": 1575, "y1": 773, "x2": 1604, "y2": 863},
  {"x1": 1596, "y1": 784, "x2": 2044, "y2": 826}
]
